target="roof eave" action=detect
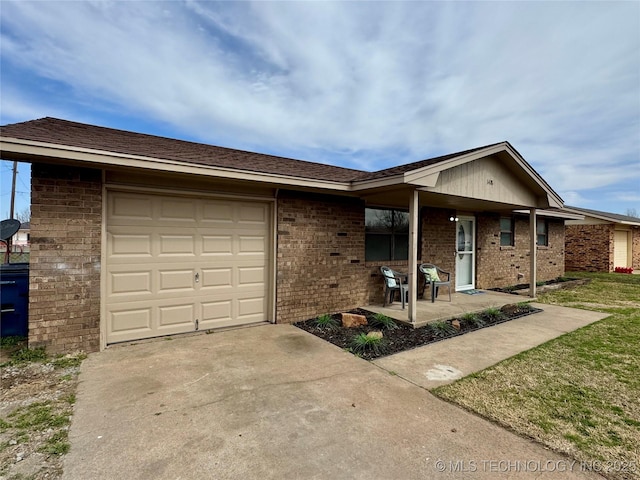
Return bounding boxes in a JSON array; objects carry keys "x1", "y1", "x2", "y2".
[
  {"x1": 0, "y1": 136, "x2": 353, "y2": 192},
  {"x1": 562, "y1": 207, "x2": 640, "y2": 226},
  {"x1": 352, "y1": 142, "x2": 564, "y2": 209}
]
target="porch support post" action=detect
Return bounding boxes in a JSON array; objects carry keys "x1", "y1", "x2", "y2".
[
  {"x1": 408, "y1": 189, "x2": 419, "y2": 323},
  {"x1": 529, "y1": 208, "x2": 537, "y2": 297}
]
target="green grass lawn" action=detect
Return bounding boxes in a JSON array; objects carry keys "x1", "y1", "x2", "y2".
[{"x1": 433, "y1": 272, "x2": 640, "y2": 479}]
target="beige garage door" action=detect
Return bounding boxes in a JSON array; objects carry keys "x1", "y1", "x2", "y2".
[
  {"x1": 614, "y1": 230, "x2": 630, "y2": 268},
  {"x1": 106, "y1": 191, "x2": 271, "y2": 344}
]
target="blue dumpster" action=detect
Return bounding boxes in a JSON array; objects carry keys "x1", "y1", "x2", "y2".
[{"x1": 0, "y1": 263, "x2": 29, "y2": 337}]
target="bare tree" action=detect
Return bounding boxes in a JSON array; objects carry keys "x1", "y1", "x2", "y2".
[
  {"x1": 15, "y1": 207, "x2": 31, "y2": 224},
  {"x1": 626, "y1": 208, "x2": 639, "y2": 218}
]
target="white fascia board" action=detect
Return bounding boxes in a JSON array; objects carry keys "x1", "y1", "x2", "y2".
[
  {"x1": 0, "y1": 137, "x2": 352, "y2": 192},
  {"x1": 513, "y1": 209, "x2": 584, "y2": 220},
  {"x1": 349, "y1": 174, "x2": 405, "y2": 191}
]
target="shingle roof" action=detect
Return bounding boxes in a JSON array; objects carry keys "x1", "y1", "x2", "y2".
[
  {"x1": 0, "y1": 117, "x2": 362, "y2": 182},
  {"x1": 1, "y1": 117, "x2": 505, "y2": 184},
  {"x1": 353, "y1": 143, "x2": 504, "y2": 181},
  {"x1": 564, "y1": 206, "x2": 640, "y2": 225}
]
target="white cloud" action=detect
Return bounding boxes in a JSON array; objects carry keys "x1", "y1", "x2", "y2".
[{"x1": 1, "y1": 0, "x2": 638, "y2": 204}]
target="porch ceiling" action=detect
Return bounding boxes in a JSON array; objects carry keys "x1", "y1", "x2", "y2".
[{"x1": 361, "y1": 186, "x2": 541, "y2": 214}]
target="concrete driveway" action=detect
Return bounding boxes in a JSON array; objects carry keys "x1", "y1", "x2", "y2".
[{"x1": 63, "y1": 324, "x2": 603, "y2": 479}]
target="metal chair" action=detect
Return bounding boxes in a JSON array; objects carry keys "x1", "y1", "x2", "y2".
[
  {"x1": 380, "y1": 266, "x2": 409, "y2": 309},
  {"x1": 419, "y1": 263, "x2": 452, "y2": 303}
]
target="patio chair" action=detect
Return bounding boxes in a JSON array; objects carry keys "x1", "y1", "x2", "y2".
[
  {"x1": 380, "y1": 266, "x2": 409, "y2": 309},
  {"x1": 419, "y1": 263, "x2": 452, "y2": 303}
]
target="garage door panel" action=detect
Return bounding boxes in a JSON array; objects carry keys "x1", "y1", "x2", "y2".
[
  {"x1": 109, "y1": 234, "x2": 153, "y2": 257},
  {"x1": 202, "y1": 202, "x2": 234, "y2": 223},
  {"x1": 201, "y1": 235, "x2": 233, "y2": 255},
  {"x1": 108, "y1": 308, "x2": 152, "y2": 342},
  {"x1": 159, "y1": 198, "x2": 197, "y2": 221},
  {"x1": 238, "y1": 235, "x2": 266, "y2": 254},
  {"x1": 238, "y1": 204, "x2": 268, "y2": 224},
  {"x1": 158, "y1": 304, "x2": 195, "y2": 328},
  {"x1": 110, "y1": 271, "x2": 152, "y2": 296},
  {"x1": 201, "y1": 300, "x2": 233, "y2": 326},
  {"x1": 158, "y1": 269, "x2": 195, "y2": 293},
  {"x1": 238, "y1": 266, "x2": 265, "y2": 286},
  {"x1": 110, "y1": 194, "x2": 154, "y2": 221},
  {"x1": 238, "y1": 297, "x2": 267, "y2": 319},
  {"x1": 159, "y1": 234, "x2": 196, "y2": 256},
  {"x1": 201, "y1": 268, "x2": 233, "y2": 288},
  {"x1": 107, "y1": 191, "x2": 270, "y2": 344}
]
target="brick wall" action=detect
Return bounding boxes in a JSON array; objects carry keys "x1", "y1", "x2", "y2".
[
  {"x1": 421, "y1": 207, "x2": 457, "y2": 287},
  {"x1": 276, "y1": 191, "x2": 369, "y2": 323},
  {"x1": 29, "y1": 164, "x2": 102, "y2": 353},
  {"x1": 476, "y1": 214, "x2": 564, "y2": 289},
  {"x1": 565, "y1": 224, "x2": 614, "y2": 272}
]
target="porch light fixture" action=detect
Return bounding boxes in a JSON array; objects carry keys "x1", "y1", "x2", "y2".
[{"x1": 449, "y1": 216, "x2": 459, "y2": 222}]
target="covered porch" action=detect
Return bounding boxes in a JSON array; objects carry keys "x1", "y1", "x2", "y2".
[
  {"x1": 366, "y1": 290, "x2": 525, "y2": 328},
  {"x1": 358, "y1": 143, "x2": 574, "y2": 325}
]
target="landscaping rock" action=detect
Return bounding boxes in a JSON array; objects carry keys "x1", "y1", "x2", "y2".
[
  {"x1": 366, "y1": 331, "x2": 383, "y2": 340},
  {"x1": 451, "y1": 320, "x2": 461, "y2": 331},
  {"x1": 341, "y1": 313, "x2": 368, "y2": 328}
]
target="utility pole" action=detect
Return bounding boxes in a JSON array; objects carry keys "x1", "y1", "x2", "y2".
[
  {"x1": 6, "y1": 161, "x2": 18, "y2": 262},
  {"x1": 10, "y1": 161, "x2": 18, "y2": 219}
]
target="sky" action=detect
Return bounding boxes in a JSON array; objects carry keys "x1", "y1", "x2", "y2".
[{"x1": 1, "y1": 0, "x2": 639, "y2": 218}]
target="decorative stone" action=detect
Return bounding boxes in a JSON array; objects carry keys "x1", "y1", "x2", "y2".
[
  {"x1": 451, "y1": 320, "x2": 461, "y2": 331},
  {"x1": 366, "y1": 331, "x2": 383, "y2": 340},
  {"x1": 341, "y1": 313, "x2": 368, "y2": 328}
]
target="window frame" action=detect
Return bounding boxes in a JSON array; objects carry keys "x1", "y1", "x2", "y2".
[
  {"x1": 499, "y1": 216, "x2": 515, "y2": 247},
  {"x1": 365, "y1": 207, "x2": 410, "y2": 262},
  {"x1": 536, "y1": 218, "x2": 549, "y2": 247}
]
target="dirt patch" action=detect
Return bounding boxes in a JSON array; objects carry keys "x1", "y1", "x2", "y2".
[
  {"x1": 295, "y1": 304, "x2": 542, "y2": 360},
  {"x1": 0, "y1": 345, "x2": 85, "y2": 480}
]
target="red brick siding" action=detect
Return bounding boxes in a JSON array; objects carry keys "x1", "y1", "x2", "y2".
[
  {"x1": 421, "y1": 207, "x2": 457, "y2": 286},
  {"x1": 29, "y1": 164, "x2": 102, "y2": 353},
  {"x1": 476, "y1": 215, "x2": 564, "y2": 289},
  {"x1": 565, "y1": 224, "x2": 614, "y2": 272},
  {"x1": 276, "y1": 192, "x2": 369, "y2": 323}
]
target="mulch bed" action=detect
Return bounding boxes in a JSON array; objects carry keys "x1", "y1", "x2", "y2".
[{"x1": 294, "y1": 304, "x2": 543, "y2": 360}]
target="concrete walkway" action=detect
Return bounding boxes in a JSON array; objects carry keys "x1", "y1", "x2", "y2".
[
  {"x1": 63, "y1": 316, "x2": 606, "y2": 479},
  {"x1": 374, "y1": 303, "x2": 609, "y2": 389}
]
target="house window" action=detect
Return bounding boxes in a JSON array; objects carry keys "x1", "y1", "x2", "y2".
[
  {"x1": 365, "y1": 208, "x2": 409, "y2": 261},
  {"x1": 499, "y1": 217, "x2": 514, "y2": 246},
  {"x1": 536, "y1": 219, "x2": 548, "y2": 246}
]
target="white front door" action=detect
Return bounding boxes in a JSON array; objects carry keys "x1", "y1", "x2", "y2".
[{"x1": 455, "y1": 216, "x2": 475, "y2": 291}]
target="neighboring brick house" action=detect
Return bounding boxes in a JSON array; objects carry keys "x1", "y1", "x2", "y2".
[
  {"x1": 563, "y1": 206, "x2": 640, "y2": 272},
  {"x1": 1, "y1": 117, "x2": 574, "y2": 353}
]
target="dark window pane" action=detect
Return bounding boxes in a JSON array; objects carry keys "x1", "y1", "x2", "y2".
[
  {"x1": 500, "y1": 232, "x2": 513, "y2": 246},
  {"x1": 393, "y1": 234, "x2": 409, "y2": 260},
  {"x1": 536, "y1": 220, "x2": 546, "y2": 235},
  {"x1": 537, "y1": 234, "x2": 548, "y2": 246},
  {"x1": 365, "y1": 209, "x2": 393, "y2": 233},
  {"x1": 394, "y1": 211, "x2": 410, "y2": 233},
  {"x1": 365, "y1": 234, "x2": 392, "y2": 261},
  {"x1": 500, "y1": 218, "x2": 512, "y2": 231}
]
